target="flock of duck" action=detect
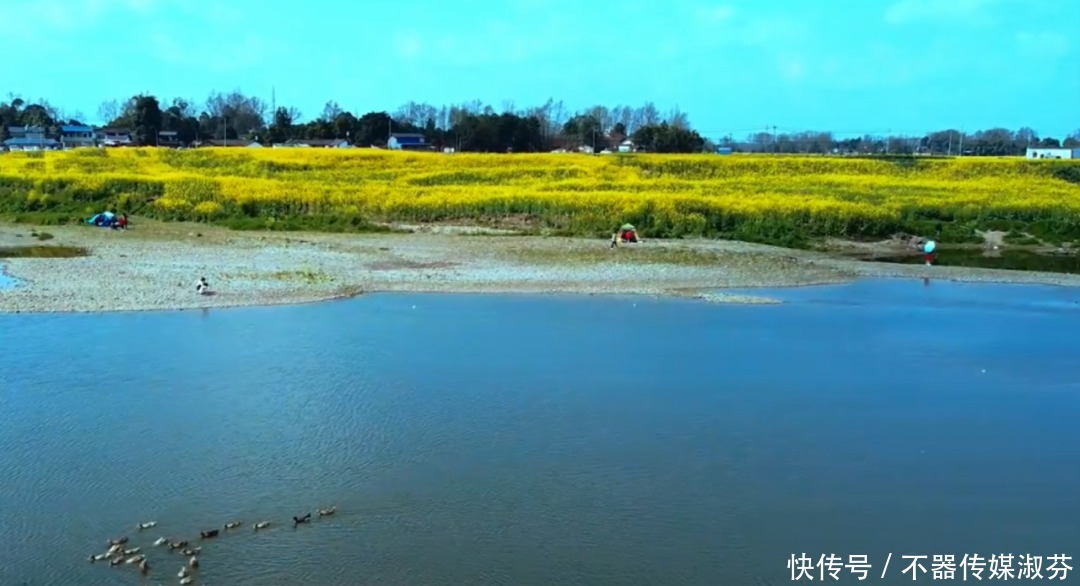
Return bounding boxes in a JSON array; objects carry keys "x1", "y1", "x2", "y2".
[{"x1": 87, "y1": 506, "x2": 337, "y2": 584}]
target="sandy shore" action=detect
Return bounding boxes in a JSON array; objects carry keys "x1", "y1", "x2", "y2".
[{"x1": 2, "y1": 221, "x2": 1080, "y2": 313}]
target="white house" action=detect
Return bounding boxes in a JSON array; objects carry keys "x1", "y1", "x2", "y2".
[
  {"x1": 1026, "y1": 147, "x2": 1080, "y2": 159},
  {"x1": 616, "y1": 139, "x2": 635, "y2": 153},
  {"x1": 97, "y1": 127, "x2": 133, "y2": 146},
  {"x1": 3, "y1": 126, "x2": 60, "y2": 151},
  {"x1": 387, "y1": 133, "x2": 430, "y2": 150},
  {"x1": 60, "y1": 125, "x2": 97, "y2": 149},
  {"x1": 274, "y1": 139, "x2": 351, "y2": 148}
]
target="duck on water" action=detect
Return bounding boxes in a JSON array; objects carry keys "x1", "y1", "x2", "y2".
[{"x1": 89, "y1": 507, "x2": 338, "y2": 578}]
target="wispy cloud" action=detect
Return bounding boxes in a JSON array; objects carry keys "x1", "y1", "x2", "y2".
[
  {"x1": 1016, "y1": 31, "x2": 1071, "y2": 56},
  {"x1": 695, "y1": 4, "x2": 735, "y2": 22},
  {"x1": 884, "y1": 0, "x2": 1009, "y2": 25},
  {"x1": 6, "y1": 0, "x2": 158, "y2": 32},
  {"x1": 393, "y1": 14, "x2": 584, "y2": 67},
  {"x1": 150, "y1": 32, "x2": 278, "y2": 72}
]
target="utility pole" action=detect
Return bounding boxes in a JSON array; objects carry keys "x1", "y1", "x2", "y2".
[
  {"x1": 958, "y1": 129, "x2": 964, "y2": 157},
  {"x1": 271, "y1": 86, "x2": 276, "y2": 117}
]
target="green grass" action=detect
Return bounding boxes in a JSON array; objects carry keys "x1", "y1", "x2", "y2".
[
  {"x1": 508, "y1": 244, "x2": 739, "y2": 266},
  {"x1": 1003, "y1": 232, "x2": 1042, "y2": 245},
  {"x1": 268, "y1": 269, "x2": 334, "y2": 284},
  {"x1": 0, "y1": 245, "x2": 89, "y2": 258}
]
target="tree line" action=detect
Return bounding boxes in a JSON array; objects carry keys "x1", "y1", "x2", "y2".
[
  {"x1": 1, "y1": 91, "x2": 1077, "y2": 156},
  {"x1": 735, "y1": 128, "x2": 1080, "y2": 156}
]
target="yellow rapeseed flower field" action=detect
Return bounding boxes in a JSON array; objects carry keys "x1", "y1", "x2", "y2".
[{"x1": 1, "y1": 147, "x2": 1078, "y2": 246}]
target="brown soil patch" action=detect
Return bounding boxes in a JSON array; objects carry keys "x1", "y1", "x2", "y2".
[{"x1": 367, "y1": 259, "x2": 460, "y2": 271}]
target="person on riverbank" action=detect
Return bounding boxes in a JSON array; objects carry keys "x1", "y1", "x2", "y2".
[
  {"x1": 195, "y1": 276, "x2": 210, "y2": 295},
  {"x1": 610, "y1": 224, "x2": 641, "y2": 248},
  {"x1": 923, "y1": 240, "x2": 936, "y2": 266}
]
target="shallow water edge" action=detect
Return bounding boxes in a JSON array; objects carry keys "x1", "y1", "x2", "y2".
[{"x1": 4, "y1": 221, "x2": 1080, "y2": 314}]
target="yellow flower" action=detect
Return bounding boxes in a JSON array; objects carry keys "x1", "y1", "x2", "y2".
[{"x1": 0, "y1": 148, "x2": 1077, "y2": 240}]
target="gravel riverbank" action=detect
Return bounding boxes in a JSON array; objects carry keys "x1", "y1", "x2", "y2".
[{"x1": 2, "y1": 221, "x2": 1080, "y2": 314}]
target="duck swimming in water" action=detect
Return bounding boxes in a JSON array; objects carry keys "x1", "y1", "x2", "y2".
[
  {"x1": 125, "y1": 554, "x2": 146, "y2": 565},
  {"x1": 88, "y1": 552, "x2": 109, "y2": 563},
  {"x1": 292, "y1": 513, "x2": 312, "y2": 526},
  {"x1": 317, "y1": 506, "x2": 337, "y2": 517},
  {"x1": 122, "y1": 547, "x2": 140, "y2": 556},
  {"x1": 138, "y1": 558, "x2": 150, "y2": 576},
  {"x1": 181, "y1": 547, "x2": 201, "y2": 556},
  {"x1": 168, "y1": 540, "x2": 189, "y2": 550},
  {"x1": 188, "y1": 555, "x2": 199, "y2": 568},
  {"x1": 180, "y1": 577, "x2": 194, "y2": 586},
  {"x1": 109, "y1": 557, "x2": 124, "y2": 567},
  {"x1": 200, "y1": 528, "x2": 219, "y2": 539},
  {"x1": 107, "y1": 536, "x2": 129, "y2": 547},
  {"x1": 153, "y1": 537, "x2": 168, "y2": 547},
  {"x1": 106, "y1": 544, "x2": 123, "y2": 556},
  {"x1": 137, "y1": 521, "x2": 157, "y2": 530},
  {"x1": 178, "y1": 566, "x2": 190, "y2": 578},
  {"x1": 253, "y1": 520, "x2": 271, "y2": 531},
  {"x1": 223, "y1": 520, "x2": 242, "y2": 529}
]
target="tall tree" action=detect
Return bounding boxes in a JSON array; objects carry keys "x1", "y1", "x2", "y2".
[{"x1": 131, "y1": 94, "x2": 163, "y2": 146}]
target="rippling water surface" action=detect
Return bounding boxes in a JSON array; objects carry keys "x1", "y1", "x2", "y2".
[{"x1": 1, "y1": 279, "x2": 1078, "y2": 585}]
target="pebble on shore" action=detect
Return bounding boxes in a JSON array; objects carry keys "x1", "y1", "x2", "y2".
[{"x1": 3, "y1": 224, "x2": 1079, "y2": 314}]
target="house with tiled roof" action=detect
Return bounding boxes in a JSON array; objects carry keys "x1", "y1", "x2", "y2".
[
  {"x1": 3, "y1": 126, "x2": 60, "y2": 151},
  {"x1": 60, "y1": 125, "x2": 97, "y2": 149}
]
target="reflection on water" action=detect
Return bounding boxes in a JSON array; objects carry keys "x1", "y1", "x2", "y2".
[{"x1": 0, "y1": 280, "x2": 1078, "y2": 585}]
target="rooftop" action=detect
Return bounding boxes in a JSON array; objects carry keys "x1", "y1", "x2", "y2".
[
  {"x1": 3, "y1": 137, "x2": 60, "y2": 146},
  {"x1": 287, "y1": 138, "x2": 349, "y2": 146},
  {"x1": 60, "y1": 125, "x2": 94, "y2": 133}
]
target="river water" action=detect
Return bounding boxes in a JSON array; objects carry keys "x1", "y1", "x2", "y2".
[{"x1": 0, "y1": 279, "x2": 1078, "y2": 585}]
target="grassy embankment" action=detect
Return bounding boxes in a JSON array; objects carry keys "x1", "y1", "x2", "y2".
[{"x1": 1, "y1": 148, "x2": 1078, "y2": 249}]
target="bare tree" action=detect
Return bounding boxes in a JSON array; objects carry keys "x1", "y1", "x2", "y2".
[
  {"x1": 97, "y1": 100, "x2": 122, "y2": 125},
  {"x1": 1015, "y1": 127, "x2": 1038, "y2": 146},
  {"x1": 665, "y1": 105, "x2": 689, "y2": 129},
  {"x1": 631, "y1": 102, "x2": 660, "y2": 130},
  {"x1": 611, "y1": 105, "x2": 635, "y2": 134},
  {"x1": 548, "y1": 99, "x2": 566, "y2": 136},
  {"x1": 586, "y1": 105, "x2": 611, "y2": 133},
  {"x1": 205, "y1": 90, "x2": 268, "y2": 136},
  {"x1": 321, "y1": 100, "x2": 343, "y2": 122}
]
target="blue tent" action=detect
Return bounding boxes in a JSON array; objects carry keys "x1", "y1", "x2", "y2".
[{"x1": 87, "y1": 211, "x2": 116, "y2": 227}]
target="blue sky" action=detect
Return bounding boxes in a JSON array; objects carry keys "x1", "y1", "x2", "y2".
[{"x1": 3, "y1": 0, "x2": 1077, "y2": 139}]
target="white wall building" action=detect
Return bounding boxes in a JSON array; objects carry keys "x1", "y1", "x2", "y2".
[{"x1": 1026, "y1": 147, "x2": 1080, "y2": 159}]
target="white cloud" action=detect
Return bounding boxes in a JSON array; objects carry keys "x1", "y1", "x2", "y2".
[
  {"x1": 395, "y1": 33, "x2": 424, "y2": 60},
  {"x1": 884, "y1": 0, "x2": 1008, "y2": 25},
  {"x1": 391, "y1": 15, "x2": 583, "y2": 67},
  {"x1": 1016, "y1": 31, "x2": 1071, "y2": 56},
  {"x1": 696, "y1": 4, "x2": 735, "y2": 22},
  {"x1": 778, "y1": 55, "x2": 807, "y2": 82},
  {"x1": 150, "y1": 32, "x2": 278, "y2": 72}
]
